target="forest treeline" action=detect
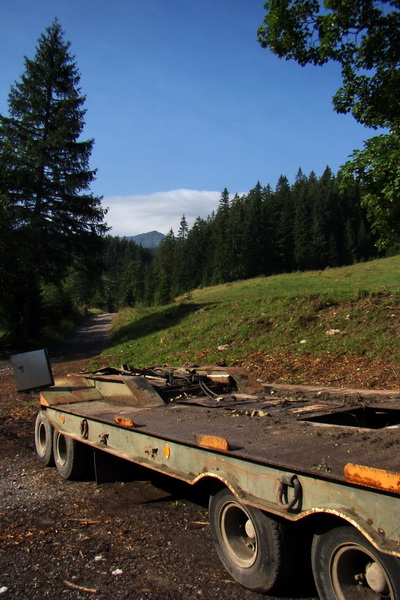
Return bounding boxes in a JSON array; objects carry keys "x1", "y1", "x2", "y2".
[
  {"x1": 70, "y1": 166, "x2": 378, "y2": 314},
  {"x1": 0, "y1": 165, "x2": 380, "y2": 345}
]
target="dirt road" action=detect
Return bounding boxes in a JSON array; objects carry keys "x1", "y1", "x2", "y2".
[
  {"x1": 0, "y1": 314, "x2": 317, "y2": 600},
  {"x1": 51, "y1": 312, "x2": 116, "y2": 361}
]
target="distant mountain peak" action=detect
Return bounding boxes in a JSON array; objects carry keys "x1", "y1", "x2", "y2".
[{"x1": 125, "y1": 231, "x2": 165, "y2": 248}]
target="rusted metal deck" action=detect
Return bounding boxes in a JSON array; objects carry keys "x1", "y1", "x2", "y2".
[{"x1": 40, "y1": 365, "x2": 400, "y2": 485}]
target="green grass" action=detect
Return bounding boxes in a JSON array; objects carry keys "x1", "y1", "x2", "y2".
[{"x1": 96, "y1": 255, "x2": 400, "y2": 374}]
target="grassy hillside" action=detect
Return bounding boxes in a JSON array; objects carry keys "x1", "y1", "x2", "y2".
[{"x1": 98, "y1": 255, "x2": 400, "y2": 389}]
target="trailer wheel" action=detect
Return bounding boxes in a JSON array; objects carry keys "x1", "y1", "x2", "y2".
[
  {"x1": 34, "y1": 411, "x2": 54, "y2": 466},
  {"x1": 311, "y1": 525, "x2": 400, "y2": 599},
  {"x1": 209, "y1": 487, "x2": 293, "y2": 593},
  {"x1": 53, "y1": 430, "x2": 86, "y2": 480}
]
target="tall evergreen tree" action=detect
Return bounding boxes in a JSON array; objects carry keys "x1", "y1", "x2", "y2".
[
  {"x1": 173, "y1": 215, "x2": 192, "y2": 296},
  {"x1": 227, "y1": 194, "x2": 246, "y2": 281},
  {"x1": 185, "y1": 217, "x2": 212, "y2": 289},
  {"x1": 242, "y1": 182, "x2": 265, "y2": 278},
  {"x1": 259, "y1": 183, "x2": 276, "y2": 275},
  {"x1": 177, "y1": 214, "x2": 189, "y2": 241},
  {"x1": 0, "y1": 20, "x2": 107, "y2": 341},
  {"x1": 292, "y1": 169, "x2": 314, "y2": 270},
  {"x1": 211, "y1": 188, "x2": 232, "y2": 283},
  {"x1": 152, "y1": 229, "x2": 176, "y2": 305},
  {"x1": 273, "y1": 175, "x2": 294, "y2": 273}
]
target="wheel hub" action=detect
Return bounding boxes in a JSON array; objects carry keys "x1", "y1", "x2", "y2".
[
  {"x1": 245, "y1": 519, "x2": 255, "y2": 539},
  {"x1": 331, "y1": 543, "x2": 393, "y2": 599},
  {"x1": 365, "y1": 562, "x2": 389, "y2": 595},
  {"x1": 220, "y1": 502, "x2": 257, "y2": 569}
]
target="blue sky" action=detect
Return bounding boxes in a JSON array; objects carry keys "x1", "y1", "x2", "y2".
[{"x1": 1, "y1": 1, "x2": 373, "y2": 236}]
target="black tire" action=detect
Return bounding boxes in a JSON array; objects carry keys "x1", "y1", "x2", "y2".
[
  {"x1": 53, "y1": 429, "x2": 87, "y2": 480},
  {"x1": 311, "y1": 525, "x2": 400, "y2": 600},
  {"x1": 209, "y1": 487, "x2": 295, "y2": 593},
  {"x1": 34, "y1": 411, "x2": 54, "y2": 466}
]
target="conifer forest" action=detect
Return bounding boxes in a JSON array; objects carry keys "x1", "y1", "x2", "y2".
[{"x1": 94, "y1": 167, "x2": 377, "y2": 313}]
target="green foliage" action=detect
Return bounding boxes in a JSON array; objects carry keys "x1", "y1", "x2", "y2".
[
  {"x1": 0, "y1": 20, "x2": 107, "y2": 343},
  {"x1": 258, "y1": 0, "x2": 400, "y2": 249},
  {"x1": 39, "y1": 281, "x2": 83, "y2": 344},
  {"x1": 339, "y1": 132, "x2": 400, "y2": 251},
  {"x1": 97, "y1": 236, "x2": 153, "y2": 312},
  {"x1": 96, "y1": 255, "x2": 400, "y2": 374},
  {"x1": 152, "y1": 229, "x2": 177, "y2": 305},
  {"x1": 258, "y1": 0, "x2": 400, "y2": 129}
]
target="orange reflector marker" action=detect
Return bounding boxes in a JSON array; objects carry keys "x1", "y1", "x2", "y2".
[
  {"x1": 39, "y1": 392, "x2": 49, "y2": 406},
  {"x1": 114, "y1": 416, "x2": 135, "y2": 428},
  {"x1": 344, "y1": 463, "x2": 400, "y2": 493},
  {"x1": 164, "y1": 445, "x2": 171, "y2": 459},
  {"x1": 195, "y1": 434, "x2": 229, "y2": 452}
]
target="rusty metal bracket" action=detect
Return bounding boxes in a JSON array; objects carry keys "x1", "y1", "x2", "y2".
[
  {"x1": 99, "y1": 433, "x2": 109, "y2": 445},
  {"x1": 80, "y1": 418, "x2": 89, "y2": 439},
  {"x1": 277, "y1": 474, "x2": 302, "y2": 511}
]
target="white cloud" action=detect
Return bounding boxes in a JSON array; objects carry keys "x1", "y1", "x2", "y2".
[{"x1": 103, "y1": 189, "x2": 221, "y2": 237}]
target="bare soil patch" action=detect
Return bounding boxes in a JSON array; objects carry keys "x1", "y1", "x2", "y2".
[{"x1": 243, "y1": 350, "x2": 400, "y2": 390}]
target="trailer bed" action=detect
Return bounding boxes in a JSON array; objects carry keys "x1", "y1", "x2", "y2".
[
  {"x1": 34, "y1": 364, "x2": 400, "y2": 596},
  {"x1": 39, "y1": 365, "x2": 400, "y2": 486}
]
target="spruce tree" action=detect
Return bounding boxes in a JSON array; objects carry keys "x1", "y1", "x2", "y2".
[
  {"x1": 173, "y1": 215, "x2": 191, "y2": 296},
  {"x1": 185, "y1": 217, "x2": 211, "y2": 289},
  {"x1": 211, "y1": 188, "x2": 232, "y2": 283},
  {"x1": 242, "y1": 182, "x2": 264, "y2": 278},
  {"x1": 271, "y1": 176, "x2": 294, "y2": 274},
  {"x1": 227, "y1": 194, "x2": 246, "y2": 281},
  {"x1": 152, "y1": 230, "x2": 176, "y2": 305},
  {"x1": 0, "y1": 20, "x2": 107, "y2": 341},
  {"x1": 292, "y1": 169, "x2": 314, "y2": 270}
]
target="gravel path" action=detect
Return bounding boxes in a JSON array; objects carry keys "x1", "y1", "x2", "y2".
[{"x1": 51, "y1": 313, "x2": 116, "y2": 361}]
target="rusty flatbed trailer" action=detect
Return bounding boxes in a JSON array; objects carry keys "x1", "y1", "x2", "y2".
[{"x1": 31, "y1": 364, "x2": 400, "y2": 599}]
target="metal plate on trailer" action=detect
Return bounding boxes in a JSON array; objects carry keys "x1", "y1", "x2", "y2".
[{"x1": 40, "y1": 376, "x2": 103, "y2": 406}]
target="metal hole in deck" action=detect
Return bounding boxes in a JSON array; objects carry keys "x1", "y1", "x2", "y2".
[{"x1": 301, "y1": 406, "x2": 400, "y2": 429}]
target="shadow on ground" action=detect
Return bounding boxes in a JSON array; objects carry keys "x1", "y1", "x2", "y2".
[{"x1": 110, "y1": 302, "x2": 216, "y2": 347}]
